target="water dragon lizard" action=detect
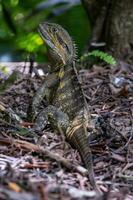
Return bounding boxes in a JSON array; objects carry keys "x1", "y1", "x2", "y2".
[{"x1": 32, "y1": 22, "x2": 101, "y2": 193}]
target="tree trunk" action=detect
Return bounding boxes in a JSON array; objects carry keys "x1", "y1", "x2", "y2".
[{"x1": 81, "y1": 0, "x2": 133, "y2": 61}]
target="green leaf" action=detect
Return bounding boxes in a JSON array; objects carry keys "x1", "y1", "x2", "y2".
[{"x1": 80, "y1": 50, "x2": 117, "y2": 66}]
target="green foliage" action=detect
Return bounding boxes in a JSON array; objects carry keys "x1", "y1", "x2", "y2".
[
  {"x1": 16, "y1": 33, "x2": 43, "y2": 52},
  {"x1": 0, "y1": 0, "x2": 90, "y2": 61},
  {"x1": 0, "y1": 64, "x2": 9, "y2": 74},
  {"x1": 80, "y1": 50, "x2": 116, "y2": 66}
]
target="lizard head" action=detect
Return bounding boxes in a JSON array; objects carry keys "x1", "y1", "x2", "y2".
[{"x1": 38, "y1": 22, "x2": 76, "y2": 67}]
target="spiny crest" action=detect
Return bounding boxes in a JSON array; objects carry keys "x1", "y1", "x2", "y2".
[
  {"x1": 38, "y1": 22, "x2": 77, "y2": 65},
  {"x1": 73, "y1": 41, "x2": 78, "y2": 61}
]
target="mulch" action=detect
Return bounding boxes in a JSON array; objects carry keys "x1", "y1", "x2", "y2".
[{"x1": 0, "y1": 61, "x2": 132, "y2": 200}]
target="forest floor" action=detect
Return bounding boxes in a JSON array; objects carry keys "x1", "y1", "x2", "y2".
[{"x1": 0, "y1": 62, "x2": 133, "y2": 200}]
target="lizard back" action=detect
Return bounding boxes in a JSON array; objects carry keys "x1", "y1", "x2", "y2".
[{"x1": 52, "y1": 65, "x2": 85, "y2": 120}]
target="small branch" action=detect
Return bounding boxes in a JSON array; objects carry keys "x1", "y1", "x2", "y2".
[{"x1": 0, "y1": 137, "x2": 88, "y2": 176}]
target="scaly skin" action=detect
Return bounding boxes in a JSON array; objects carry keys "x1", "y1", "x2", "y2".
[{"x1": 36, "y1": 22, "x2": 100, "y2": 193}]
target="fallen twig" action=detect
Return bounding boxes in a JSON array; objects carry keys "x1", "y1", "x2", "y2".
[{"x1": 0, "y1": 137, "x2": 88, "y2": 176}]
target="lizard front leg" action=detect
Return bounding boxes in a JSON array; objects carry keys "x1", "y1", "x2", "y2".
[
  {"x1": 29, "y1": 73, "x2": 59, "y2": 121},
  {"x1": 33, "y1": 105, "x2": 69, "y2": 133}
]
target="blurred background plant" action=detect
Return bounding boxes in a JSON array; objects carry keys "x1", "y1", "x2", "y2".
[{"x1": 0, "y1": 0, "x2": 90, "y2": 62}]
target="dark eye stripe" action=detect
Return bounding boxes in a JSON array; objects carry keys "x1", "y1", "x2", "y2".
[
  {"x1": 56, "y1": 34, "x2": 64, "y2": 45},
  {"x1": 62, "y1": 43, "x2": 70, "y2": 54},
  {"x1": 56, "y1": 34, "x2": 70, "y2": 54}
]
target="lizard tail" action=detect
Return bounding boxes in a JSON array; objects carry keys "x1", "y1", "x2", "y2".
[{"x1": 67, "y1": 125, "x2": 100, "y2": 193}]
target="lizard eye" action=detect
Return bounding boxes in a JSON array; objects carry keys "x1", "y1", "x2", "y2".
[{"x1": 52, "y1": 27, "x2": 58, "y2": 33}]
